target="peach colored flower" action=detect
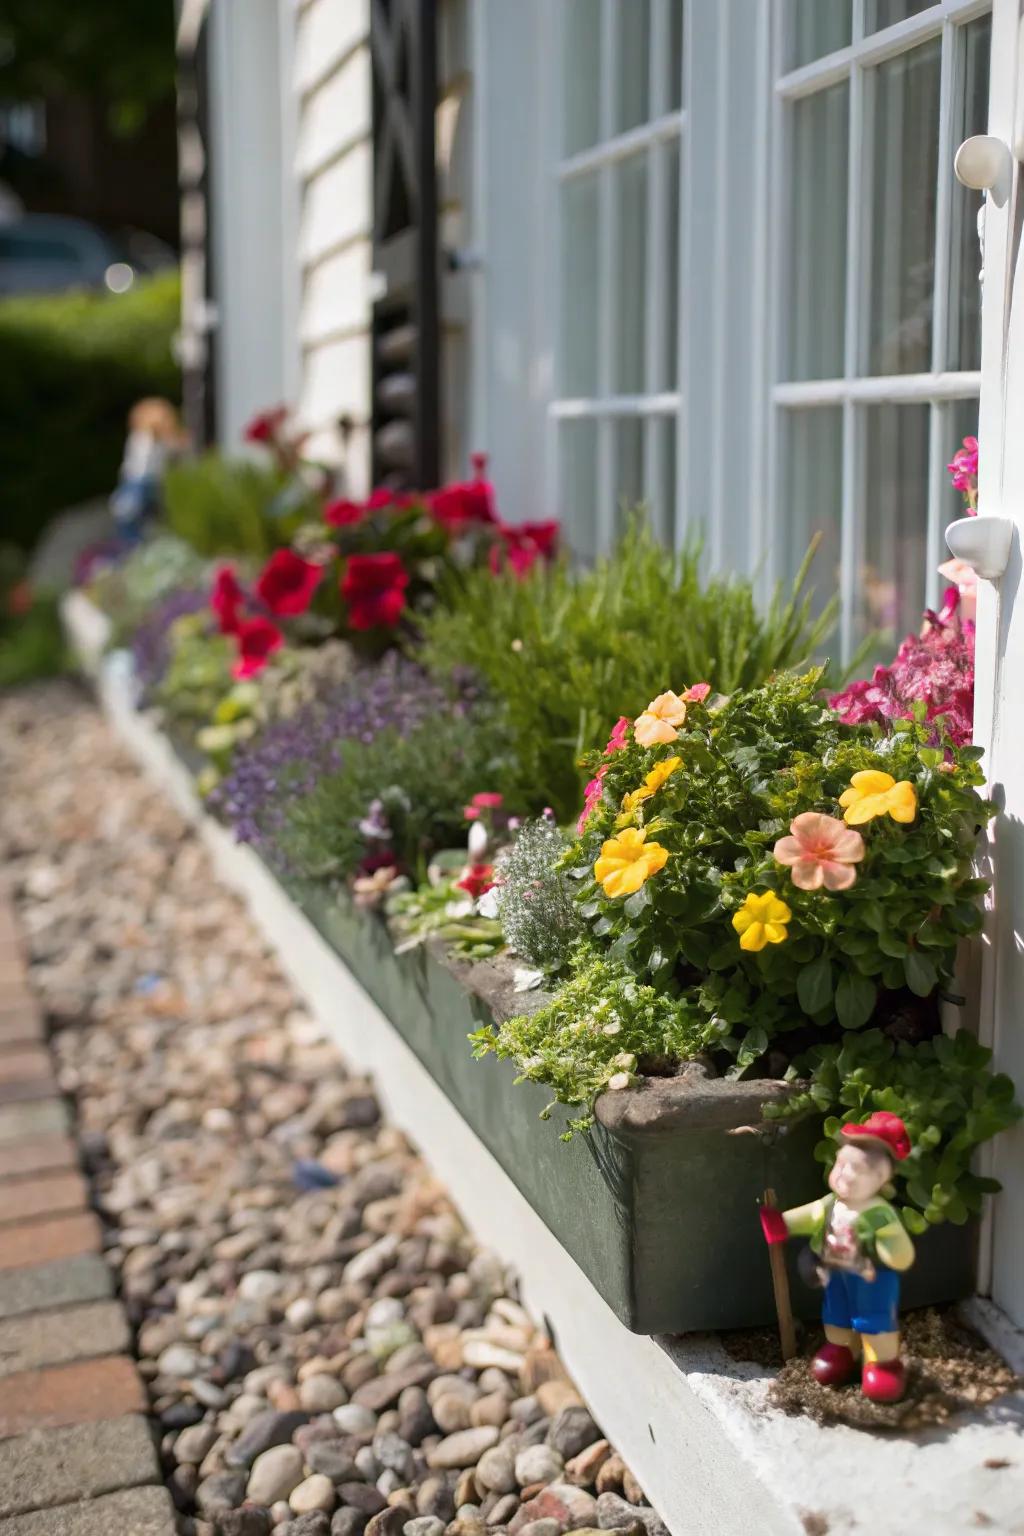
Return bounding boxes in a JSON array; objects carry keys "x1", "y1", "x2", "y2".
[
  {"x1": 773, "y1": 812, "x2": 865, "y2": 892},
  {"x1": 634, "y1": 691, "x2": 687, "y2": 746}
]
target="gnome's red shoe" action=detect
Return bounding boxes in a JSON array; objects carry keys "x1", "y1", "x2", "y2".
[
  {"x1": 811, "y1": 1343, "x2": 856, "y2": 1387},
  {"x1": 861, "y1": 1358, "x2": 907, "y2": 1402}
]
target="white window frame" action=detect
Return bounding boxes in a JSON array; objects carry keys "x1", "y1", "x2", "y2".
[
  {"x1": 768, "y1": 0, "x2": 991, "y2": 663},
  {"x1": 547, "y1": 0, "x2": 687, "y2": 556}
]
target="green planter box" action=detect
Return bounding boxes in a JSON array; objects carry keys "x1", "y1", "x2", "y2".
[{"x1": 286, "y1": 877, "x2": 976, "y2": 1336}]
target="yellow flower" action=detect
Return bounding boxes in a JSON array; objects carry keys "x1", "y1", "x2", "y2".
[
  {"x1": 620, "y1": 755, "x2": 682, "y2": 818},
  {"x1": 838, "y1": 770, "x2": 918, "y2": 826},
  {"x1": 732, "y1": 891, "x2": 792, "y2": 952},
  {"x1": 594, "y1": 827, "x2": 669, "y2": 899},
  {"x1": 634, "y1": 692, "x2": 688, "y2": 746}
]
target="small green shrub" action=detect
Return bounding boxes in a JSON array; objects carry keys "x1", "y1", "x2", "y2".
[
  {"x1": 418, "y1": 518, "x2": 837, "y2": 822},
  {"x1": 0, "y1": 272, "x2": 180, "y2": 551},
  {"x1": 494, "y1": 817, "x2": 582, "y2": 971},
  {"x1": 87, "y1": 534, "x2": 208, "y2": 641},
  {"x1": 163, "y1": 452, "x2": 320, "y2": 558}
]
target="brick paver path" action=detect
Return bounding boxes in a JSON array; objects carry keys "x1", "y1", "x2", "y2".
[{"x1": 0, "y1": 894, "x2": 176, "y2": 1532}]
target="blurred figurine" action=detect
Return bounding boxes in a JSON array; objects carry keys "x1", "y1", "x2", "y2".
[
  {"x1": 110, "y1": 397, "x2": 187, "y2": 545},
  {"x1": 759, "y1": 1112, "x2": 915, "y2": 1402}
]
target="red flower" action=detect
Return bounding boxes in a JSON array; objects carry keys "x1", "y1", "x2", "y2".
[
  {"x1": 340, "y1": 552, "x2": 410, "y2": 630},
  {"x1": 324, "y1": 499, "x2": 366, "y2": 527},
  {"x1": 489, "y1": 520, "x2": 560, "y2": 578},
  {"x1": 6, "y1": 581, "x2": 33, "y2": 616},
  {"x1": 456, "y1": 862, "x2": 496, "y2": 899},
  {"x1": 232, "y1": 617, "x2": 283, "y2": 679},
  {"x1": 211, "y1": 565, "x2": 245, "y2": 634},
  {"x1": 365, "y1": 488, "x2": 395, "y2": 511},
  {"x1": 244, "y1": 405, "x2": 288, "y2": 444},
  {"x1": 430, "y1": 480, "x2": 496, "y2": 532},
  {"x1": 255, "y1": 549, "x2": 323, "y2": 617}
]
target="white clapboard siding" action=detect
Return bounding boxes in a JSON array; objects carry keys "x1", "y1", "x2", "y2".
[
  {"x1": 298, "y1": 141, "x2": 373, "y2": 268},
  {"x1": 295, "y1": 45, "x2": 372, "y2": 181},
  {"x1": 298, "y1": 333, "x2": 373, "y2": 429},
  {"x1": 300, "y1": 241, "x2": 372, "y2": 346},
  {"x1": 293, "y1": 0, "x2": 369, "y2": 96}
]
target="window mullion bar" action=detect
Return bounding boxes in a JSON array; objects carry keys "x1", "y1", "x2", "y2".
[
  {"x1": 926, "y1": 402, "x2": 948, "y2": 611},
  {"x1": 596, "y1": 0, "x2": 617, "y2": 554},
  {"x1": 646, "y1": 0, "x2": 671, "y2": 536},
  {"x1": 840, "y1": 2, "x2": 866, "y2": 664},
  {"x1": 931, "y1": 19, "x2": 957, "y2": 376},
  {"x1": 557, "y1": 111, "x2": 684, "y2": 181},
  {"x1": 774, "y1": 370, "x2": 981, "y2": 404}
]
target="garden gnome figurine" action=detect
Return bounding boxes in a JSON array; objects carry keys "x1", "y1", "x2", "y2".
[
  {"x1": 760, "y1": 1111, "x2": 915, "y2": 1402},
  {"x1": 110, "y1": 397, "x2": 187, "y2": 545}
]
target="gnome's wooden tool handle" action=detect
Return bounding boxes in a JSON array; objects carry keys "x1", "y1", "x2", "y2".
[{"x1": 763, "y1": 1187, "x2": 798, "y2": 1362}]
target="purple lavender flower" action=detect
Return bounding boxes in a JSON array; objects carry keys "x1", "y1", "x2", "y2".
[
  {"x1": 132, "y1": 588, "x2": 209, "y2": 696},
  {"x1": 208, "y1": 652, "x2": 480, "y2": 865}
]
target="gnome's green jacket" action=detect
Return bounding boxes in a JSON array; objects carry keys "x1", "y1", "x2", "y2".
[{"x1": 781, "y1": 1193, "x2": 915, "y2": 1271}]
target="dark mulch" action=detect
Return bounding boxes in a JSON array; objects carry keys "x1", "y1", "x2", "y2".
[{"x1": 723, "y1": 1307, "x2": 1020, "y2": 1432}]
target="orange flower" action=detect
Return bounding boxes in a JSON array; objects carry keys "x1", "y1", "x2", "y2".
[
  {"x1": 634, "y1": 692, "x2": 687, "y2": 746},
  {"x1": 839, "y1": 771, "x2": 917, "y2": 826},
  {"x1": 594, "y1": 827, "x2": 669, "y2": 899}
]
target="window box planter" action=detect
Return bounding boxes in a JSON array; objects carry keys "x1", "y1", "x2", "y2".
[{"x1": 284, "y1": 876, "x2": 976, "y2": 1335}]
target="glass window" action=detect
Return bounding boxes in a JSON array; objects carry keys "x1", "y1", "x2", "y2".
[
  {"x1": 617, "y1": 0, "x2": 651, "y2": 133},
  {"x1": 560, "y1": 419, "x2": 600, "y2": 560},
  {"x1": 667, "y1": 1, "x2": 685, "y2": 111},
  {"x1": 785, "y1": 81, "x2": 849, "y2": 381},
  {"x1": 564, "y1": 0, "x2": 603, "y2": 155},
  {"x1": 561, "y1": 173, "x2": 601, "y2": 395},
  {"x1": 613, "y1": 154, "x2": 648, "y2": 393},
  {"x1": 785, "y1": 0, "x2": 852, "y2": 72},
  {"x1": 864, "y1": 0, "x2": 935, "y2": 35},
  {"x1": 857, "y1": 405, "x2": 930, "y2": 651},
  {"x1": 782, "y1": 408, "x2": 844, "y2": 625},
  {"x1": 948, "y1": 15, "x2": 991, "y2": 372}
]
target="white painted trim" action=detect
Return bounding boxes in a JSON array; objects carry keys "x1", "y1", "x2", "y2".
[
  {"x1": 557, "y1": 110, "x2": 685, "y2": 181},
  {"x1": 776, "y1": 0, "x2": 991, "y2": 99},
  {"x1": 550, "y1": 392, "x2": 681, "y2": 419},
  {"x1": 773, "y1": 371, "x2": 982, "y2": 404},
  {"x1": 67, "y1": 609, "x2": 1024, "y2": 1536}
]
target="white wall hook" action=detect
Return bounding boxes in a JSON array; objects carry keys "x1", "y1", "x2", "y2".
[
  {"x1": 954, "y1": 136, "x2": 1013, "y2": 206},
  {"x1": 944, "y1": 515, "x2": 1014, "y2": 581}
]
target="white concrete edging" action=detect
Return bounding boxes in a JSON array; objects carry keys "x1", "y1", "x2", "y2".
[{"x1": 70, "y1": 611, "x2": 1024, "y2": 1536}]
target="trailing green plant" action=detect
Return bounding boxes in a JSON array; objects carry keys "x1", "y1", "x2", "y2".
[
  {"x1": 476, "y1": 670, "x2": 1019, "y2": 1226},
  {"x1": 162, "y1": 452, "x2": 320, "y2": 559},
  {"x1": 417, "y1": 517, "x2": 837, "y2": 822},
  {"x1": 494, "y1": 816, "x2": 582, "y2": 971},
  {"x1": 0, "y1": 272, "x2": 180, "y2": 551},
  {"x1": 151, "y1": 615, "x2": 235, "y2": 732},
  {"x1": 388, "y1": 876, "x2": 505, "y2": 961}
]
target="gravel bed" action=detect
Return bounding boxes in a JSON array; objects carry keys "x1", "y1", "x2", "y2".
[{"x1": 0, "y1": 684, "x2": 669, "y2": 1536}]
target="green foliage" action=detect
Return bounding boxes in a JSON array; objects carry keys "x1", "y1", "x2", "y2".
[
  {"x1": 566, "y1": 672, "x2": 990, "y2": 1061},
  {"x1": 417, "y1": 518, "x2": 837, "y2": 821},
  {"x1": 768, "y1": 1029, "x2": 1020, "y2": 1231},
  {"x1": 281, "y1": 712, "x2": 525, "y2": 885},
  {"x1": 0, "y1": 273, "x2": 181, "y2": 550},
  {"x1": 163, "y1": 453, "x2": 321, "y2": 559},
  {"x1": 495, "y1": 817, "x2": 582, "y2": 971},
  {"x1": 0, "y1": 545, "x2": 67, "y2": 687},
  {"x1": 151, "y1": 615, "x2": 234, "y2": 733},
  {"x1": 388, "y1": 876, "x2": 505, "y2": 961},
  {"x1": 87, "y1": 534, "x2": 207, "y2": 641},
  {"x1": 472, "y1": 951, "x2": 718, "y2": 1138}
]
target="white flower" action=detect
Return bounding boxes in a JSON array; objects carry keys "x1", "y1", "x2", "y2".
[
  {"x1": 513, "y1": 967, "x2": 545, "y2": 993},
  {"x1": 607, "y1": 1072, "x2": 631, "y2": 1091},
  {"x1": 477, "y1": 887, "x2": 501, "y2": 920},
  {"x1": 602, "y1": 1021, "x2": 622, "y2": 1037}
]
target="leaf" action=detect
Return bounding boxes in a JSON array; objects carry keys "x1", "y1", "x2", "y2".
[
  {"x1": 797, "y1": 955, "x2": 833, "y2": 1016},
  {"x1": 624, "y1": 883, "x2": 653, "y2": 921},
  {"x1": 904, "y1": 949, "x2": 938, "y2": 997},
  {"x1": 835, "y1": 971, "x2": 876, "y2": 1029}
]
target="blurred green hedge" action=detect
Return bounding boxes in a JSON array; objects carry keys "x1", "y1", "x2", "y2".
[{"x1": 0, "y1": 270, "x2": 181, "y2": 551}]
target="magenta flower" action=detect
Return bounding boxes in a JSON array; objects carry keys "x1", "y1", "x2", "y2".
[
  {"x1": 604, "y1": 717, "x2": 630, "y2": 754},
  {"x1": 774, "y1": 812, "x2": 865, "y2": 892},
  {"x1": 578, "y1": 765, "x2": 608, "y2": 834}
]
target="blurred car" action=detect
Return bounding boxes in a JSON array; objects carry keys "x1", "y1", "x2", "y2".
[{"x1": 0, "y1": 214, "x2": 176, "y2": 296}]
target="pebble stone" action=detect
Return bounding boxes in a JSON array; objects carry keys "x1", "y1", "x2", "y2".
[{"x1": 0, "y1": 687, "x2": 666, "y2": 1536}]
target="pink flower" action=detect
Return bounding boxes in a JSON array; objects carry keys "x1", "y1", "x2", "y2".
[
  {"x1": 947, "y1": 436, "x2": 979, "y2": 495},
  {"x1": 682, "y1": 682, "x2": 711, "y2": 703},
  {"x1": 463, "y1": 791, "x2": 504, "y2": 820},
  {"x1": 254, "y1": 549, "x2": 323, "y2": 617},
  {"x1": 774, "y1": 812, "x2": 865, "y2": 892},
  {"x1": 324, "y1": 498, "x2": 365, "y2": 527},
  {"x1": 232, "y1": 616, "x2": 284, "y2": 679},
  {"x1": 340, "y1": 552, "x2": 410, "y2": 630},
  {"x1": 937, "y1": 557, "x2": 978, "y2": 624},
  {"x1": 604, "y1": 717, "x2": 630, "y2": 754},
  {"x1": 489, "y1": 520, "x2": 560, "y2": 578},
  {"x1": 577, "y1": 765, "x2": 608, "y2": 834}
]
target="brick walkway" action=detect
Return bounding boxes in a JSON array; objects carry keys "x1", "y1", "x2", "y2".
[{"x1": 0, "y1": 894, "x2": 176, "y2": 1533}]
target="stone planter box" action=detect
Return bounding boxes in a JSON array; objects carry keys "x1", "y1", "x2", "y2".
[{"x1": 283, "y1": 878, "x2": 976, "y2": 1335}]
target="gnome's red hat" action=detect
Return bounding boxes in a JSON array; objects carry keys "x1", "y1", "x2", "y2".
[{"x1": 840, "y1": 1111, "x2": 911, "y2": 1162}]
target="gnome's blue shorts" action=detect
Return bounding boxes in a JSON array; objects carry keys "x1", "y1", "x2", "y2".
[{"x1": 822, "y1": 1265, "x2": 900, "y2": 1336}]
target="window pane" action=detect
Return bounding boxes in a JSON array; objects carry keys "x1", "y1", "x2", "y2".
[
  {"x1": 617, "y1": 0, "x2": 650, "y2": 134},
  {"x1": 667, "y1": 1, "x2": 684, "y2": 111},
  {"x1": 782, "y1": 408, "x2": 843, "y2": 627},
  {"x1": 785, "y1": 0, "x2": 851, "y2": 72},
  {"x1": 785, "y1": 82, "x2": 849, "y2": 381},
  {"x1": 561, "y1": 173, "x2": 601, "y2": 395},
  {"x1": 663, "y1": 137, "x2": 681, "y2": 390},
  {"x1": 560, "y1": 419, "x2": 599, "y2": 558},
  {"x1": 864, "y1": 0, "x2": 935, "y2": 34},
  {"x1": 856, "y1": 405, "x2": 930, "y2": 651},
  {"x1": 565, "y1": 0, "x2": 602, "y2": 155},
  {"x1": 615, "y1": 417, "x2": 645, "y2": 532},
  {"x1": 613, "y1": 153, "x2": 648, "y2": 394},
  {"x1": 866, "y1": 39, "x2": 941, "y2": 375},
  {"x1": 948, "y1": 15, "x2": 991, "y2": 372}
]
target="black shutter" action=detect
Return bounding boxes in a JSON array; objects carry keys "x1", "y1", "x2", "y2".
[
  {"x1": 369, "y1": 0, "x2": 440, "y2": 491},
  {"x1": 176, "y1": 10, "x2": 217, "y2": 448}
]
